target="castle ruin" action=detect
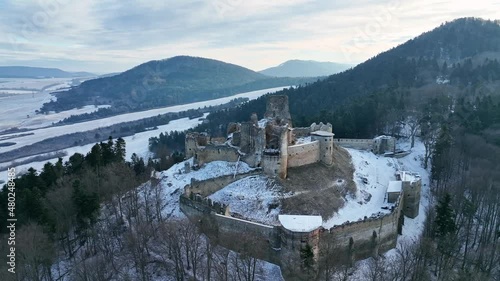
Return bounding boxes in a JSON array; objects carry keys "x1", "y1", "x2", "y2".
[
  {"x1": 186, "y1": 95, "x2": 335, "y2": 179},
  {"x1": 181, "y1": 95, "x2": 421, "y2": 273}
]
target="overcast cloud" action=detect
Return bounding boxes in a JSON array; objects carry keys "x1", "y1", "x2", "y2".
[{"x1": 0, "y1": 0, "x2": 498, "y2": 73}]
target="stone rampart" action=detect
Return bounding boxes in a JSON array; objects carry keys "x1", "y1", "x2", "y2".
[
  {"x1": 180, "y1": 189, "x2": 405, "y2": 267},
  {"x1": 327, "y1": 193, "x2": 403, "y2": 260},
  {"x1": 195, "y1": 145, "x2": 240, "y2": 166},
  {"x1": 287, "y1": 141, "x2": 320, "y2": 168},
  {"x1": 179, "y1": 195, "x2": 281, "y2": 264},
  {"x1": 334, "y1": 138, "x2": 374, "y2": 150},
  {"x1": 186, "y1": 169, "x2": 261, "y2": 197}
]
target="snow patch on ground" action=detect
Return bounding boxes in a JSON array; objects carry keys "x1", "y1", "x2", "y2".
[
  {"x1": 436, "y1": 76, "x2": 450, "y2": 84},
  {"x1": 209, "y1": 175, "x2": 283, "y2": 225},
  {"x1": 323, "y1": 148, "x2": 398, "y2": 228},
  {"x1": 349, "y1": 139, "x2": 431, "y2": 280},
  {"x1": 156, "y1": 160, "x2": 255, "y2": 218}
]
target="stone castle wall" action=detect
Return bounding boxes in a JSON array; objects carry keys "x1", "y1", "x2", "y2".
[
  {"x1": 287, "y1": 141, "x2": 320, "y2": 168},
  {"x1": 186, "y1": 170, "x2": 261, "y2": 197},
  {"x1": 179, "y1": 174, "x2": 407, "y2": 266},
  {"x1": 334, "y1": 138, "x2": 374, "y2": 150},
  {"x1": 327, "y1": 193, "x2": 403, "y2": 260},
  {"x1": 292, "y1": 127, "x2": 311, "y2": 138},
  {"x1": 214, "y1": 213, "x2": 279, "y2": 247},
  {"x1": 179, "y1": 195, "x2": 281, "y2": 264},
  {"x1": 261, "y1": 154, "x2": 281, "y2": 178},
  {"x1": 195, "y1": 145, "x2": 240, "y2": 166}
]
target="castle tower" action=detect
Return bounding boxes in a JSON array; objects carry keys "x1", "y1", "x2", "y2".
[
  {"x1": 399, "y1": 172, "x2": 421, "y2": 218},
  {"x1": 311, "y1": 131, "x2": 335, "y2": 166},
  {"x1": 264, "y1": 95, "x2": 292, "y2": 126},
  {"x1": 185, "y1": 133, "x2": 198, "y2": 159},
  {"x1": 262, "y1": 125, "x2": 289, "y2": 179}
]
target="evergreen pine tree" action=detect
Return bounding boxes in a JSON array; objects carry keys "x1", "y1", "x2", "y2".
[
  {"x1": 300, "y1": 244, "x2": 315, "y2": 270},
  {"x1": 434, "y1": 193, "x2": 456, "y2": 238},
  {"x1": 431, "y1": 124, "x2": 452, "y2": 182},
  {"x1": 114, "y1": 137, "x2": 126, "y2": 162}
]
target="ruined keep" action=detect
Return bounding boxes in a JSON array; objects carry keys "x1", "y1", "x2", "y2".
[
  {"x1": 264, "y1": 95, "x2": 292, "y2": 127},
  {"x1": 185, "y1": 95, "x2": 335, "y2": 179}
]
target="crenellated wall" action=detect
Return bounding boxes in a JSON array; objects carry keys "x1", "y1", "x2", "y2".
[{"x1": 287, "y1": 141, "x2": 320, "y2": 167}]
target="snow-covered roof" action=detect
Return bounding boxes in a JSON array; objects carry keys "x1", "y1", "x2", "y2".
[
  {"x1": 278, "y1": 215, "x2": 322, "y2": 232},
  {"x1": 311, "y1": 131, "x2": 334, "y2": 137},
  {"x1": 387, "y1": 181, "x2": 402, "y2": 193},
  {"x1": 398, "y1": 171, "x2": 420, "y2": 183}
]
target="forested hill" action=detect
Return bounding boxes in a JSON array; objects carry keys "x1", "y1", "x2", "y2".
[
  {"x1": 0, "y1": 66, "x2": 94, "y2": 78},
  {"x1": 200, "y1": 18, "x2": 500, "y2": 138},
  {"x1": 259, "y1": 60, "x2": 352, "y2": 77},
  {"x1": 41, "y1": 56, "x2": 316, "y2": 114}
]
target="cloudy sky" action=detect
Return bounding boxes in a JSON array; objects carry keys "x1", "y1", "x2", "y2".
[{"x1": 0, "y1": 0, "x2": 499, "y2": 73}]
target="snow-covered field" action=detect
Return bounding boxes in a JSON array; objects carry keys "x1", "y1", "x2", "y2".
[
  {"x1": 0, "y1": 89, "x2": 37, "y2": 94},
  {"x1": 0, "y1": 91, "x2": 55, "y2": 131},
  {"x1": 0, "y1": 77, "x2": 76, "y2": 90},
  {"x1": 0, "y1": 115, "x2": 206, "y2": 181},
  {"x1": 208, "y1": 175, "x2": 283, "y2": 225},
  {"x1": 0, "y1": 77, "x2": 89, "y2": 131},
  {"x1": 1, "y1": 104, "x2": 110, "y2": 131},
  {"x1": 0, "y1": 86, "x2": 289, "y2": 152}
]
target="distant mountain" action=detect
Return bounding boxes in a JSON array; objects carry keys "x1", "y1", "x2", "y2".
[
  {"x1": 41, "y1": 56, "x2": 316, "y2": 113},
  {"x1": 0, "y1": 66, "x2": 95, "y2": 78},
  {"x1": 259, "y1": 60, "x2": 353, "y2": 77}
]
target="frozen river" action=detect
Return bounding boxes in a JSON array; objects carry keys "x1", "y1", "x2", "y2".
[{"x1": 0, "y1": 86, "x2": 290, "y2": 181}]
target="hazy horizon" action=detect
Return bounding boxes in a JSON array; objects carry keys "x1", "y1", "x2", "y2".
[{"x1": 0, "y1": 0, "x2": 498, "y2": 73}]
